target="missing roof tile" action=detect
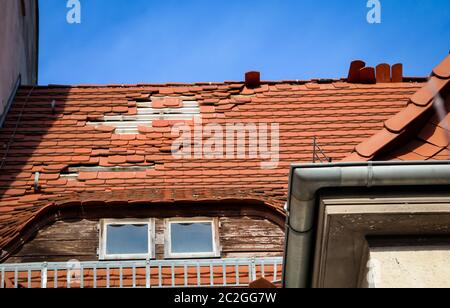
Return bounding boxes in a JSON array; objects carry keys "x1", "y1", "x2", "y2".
[
  {"x1": 88, "y1": 98, "x2": 200, "y2": 135},
  {"x1": 61, "y1": 165, "x2": 156, "y2": 179},
  {"x1": 66, "y1": 166, "x2": 155, "y2": 173}
]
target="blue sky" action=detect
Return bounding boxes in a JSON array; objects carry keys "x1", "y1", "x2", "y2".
[{"x1": 39, "y1": 0, "x2": 450, "y2": 85}]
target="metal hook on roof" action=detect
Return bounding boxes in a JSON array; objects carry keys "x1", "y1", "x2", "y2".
[
  {"x1": 34, "y1": 172, "x2": 40, "y2": 192},
  {"x1": 51, "y1": 100, "x2": 56, "y2": 114}
]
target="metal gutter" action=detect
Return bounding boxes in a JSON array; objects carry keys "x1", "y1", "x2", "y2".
[{"x1": 282, "y1": 161, "x2": 450, "y2": 288}]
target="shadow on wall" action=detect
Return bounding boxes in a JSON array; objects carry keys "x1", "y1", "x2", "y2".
[
  {"x1": 0, "y1": 86, "x2": 71, "y2": 245},
  {"x1": 0, "y1": 0, "x2": 39, "y2": 119},
  {"x1": 0, "y1": 86, "x2": 74, "y2": 198}
]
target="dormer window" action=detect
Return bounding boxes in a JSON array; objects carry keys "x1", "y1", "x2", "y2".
[
  {"x1": 99, "y1": 219, "x2": 155, "y2": 260},
  {"x1": 164, "y1": 218, "x2": 221, "y2": 259},
  {"x1": 98, "y1": 217, "x2": 221, "y2": 261}
]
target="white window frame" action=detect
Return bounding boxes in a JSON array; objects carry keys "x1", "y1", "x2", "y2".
[
  {"x1": 99, "y1": 219, "x2": 155, "y2": 261},
  {"x1": 164, "y1": 217, "x2": 221, "y2": 259}
]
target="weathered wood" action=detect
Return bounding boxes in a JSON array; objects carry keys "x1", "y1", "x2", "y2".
[
  {"x1": 6, "y1": 215, "x2": 284, "y2": 263},
  {"x1": 221, "y1": 236, "x2": 285, "y2": 247},
  {"x1": 155, "y1": 245, "x2": 165, "y2": 260},
  {"x1": 14, "y1": 240, "x2": 98, "y2": 257},
  {"x1": 2, "y1": 203, "x2": 286, "y2": 263},
  {"x1": 223, "y1": 252, "x2": 283, "y2": 259},
  {"x1": 6, "y1": 255, "x2": 97, "y2": 264},
  {"x1": 34, "y1": 220, "x2": 98, "y2": 240},
  {"x1": 222, "y1": 244, "x2": 284, "y2": 252}
]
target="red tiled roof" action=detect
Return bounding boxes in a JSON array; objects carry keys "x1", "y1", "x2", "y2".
[
  {"x1": 0, "y1": 76, "x2": 427, "y2": 253},
  {"x1": 344, "y1": 55, "x2": 450, "y2": 162}
]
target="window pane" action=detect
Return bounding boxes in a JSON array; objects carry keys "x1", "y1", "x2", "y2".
[
  {"x1": 106, "y1": 224, "x2": 148, "y2": 255},
  {"x1": 171, "y1": 222, "x2": 214, "y2": 254}
]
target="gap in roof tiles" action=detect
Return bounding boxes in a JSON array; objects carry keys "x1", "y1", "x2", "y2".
[
  {"x1": 60, "y1": 165, "x2": 156, "y2": 180},
  {"x1": 66, "y1": 166, "x2": 155, "y2": 173},
  {"x1": 87, "y1": 97, "x2": 201, "y2": 135}
]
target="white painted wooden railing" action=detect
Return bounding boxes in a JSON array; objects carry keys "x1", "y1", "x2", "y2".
[{"x1": 0, "y1": 257, "x2": 282, "y2": 288}]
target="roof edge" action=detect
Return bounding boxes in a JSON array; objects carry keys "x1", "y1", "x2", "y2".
[
  {"x1": 344, "y1": 54, "x2": 450, "y2": 162},
  {"x1": 20, "y1": 76, "x2": 429, "y2": 90}
]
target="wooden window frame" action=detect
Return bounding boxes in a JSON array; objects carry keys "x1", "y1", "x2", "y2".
[
  {"x1": 164, "y1": 217, "x2": 221, "y2": 259},
  {"x1": 99, "y1": 219, "x2": 155, "y2": 261}
]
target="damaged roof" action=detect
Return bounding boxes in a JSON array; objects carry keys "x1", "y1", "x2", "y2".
[{"x1": 1, "y1": 57, "x2": 447, "y2": 254}]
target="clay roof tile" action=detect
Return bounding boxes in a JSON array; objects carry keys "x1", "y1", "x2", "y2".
[
  {"x1": 0, "y1": 72, "x2": 432, "y2": 253},
  {"x1": 410, "y1": 76, "x2": 448, "y2": 107},
  {"x1": 384, "y1": 103, "x2": 434, "y2": 133},
  {"x1": 418, "y1": 123, "x2": 450, "y2": 148},
  {"x1": 355, "y1": 129, "x2": 399, "y2": 158},
  {"x1": 346, "y1": 55, "x2": 450, "y2": 162},
  {"x1": 433, "y1": 54, "x2": 450, "y2": 79}
]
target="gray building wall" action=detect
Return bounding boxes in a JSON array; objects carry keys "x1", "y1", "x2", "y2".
[{"x1": 0, "y1": 0, "x2": 38, "y2": 119}]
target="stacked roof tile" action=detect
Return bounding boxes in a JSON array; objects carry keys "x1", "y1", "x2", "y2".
[{"x1": 345, "y1": 55, "x2": 450, "y2": 161}]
